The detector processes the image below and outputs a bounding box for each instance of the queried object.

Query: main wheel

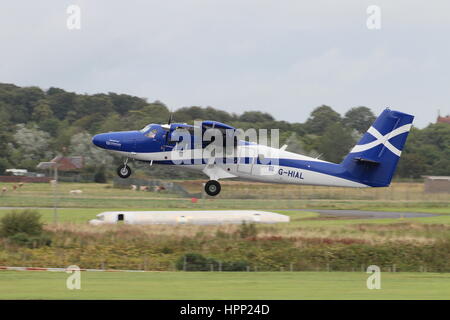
[205,180,221,196]
[117,165,132,178]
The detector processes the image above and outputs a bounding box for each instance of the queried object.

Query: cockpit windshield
[139,124,153,133]
[140,124,160,139]
[145,129,158,139]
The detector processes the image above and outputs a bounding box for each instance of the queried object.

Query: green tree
[32,100,54,122]
[69,131,114,167]
[239,111,274,123]
[317,123,355,163]
[16,87,46,119]
[76,94,114,115]
[397,123,450,177]
[305,105,341,135]
[108,92,148,115]
[203,106,235,123]
[0,107,13,167]
[343,106,376,133]
[47,88,77,120]
[433,158,450,176]
[39,118,61,137]
[12,124,52,167]
[173,106,207,122]
[396,153,427,178]
[127,102,170,128]
[0,158,10,174]
[72,112,105,133]
[98,112,123,132]
[284,132,319,157]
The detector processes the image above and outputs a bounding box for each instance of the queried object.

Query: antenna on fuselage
[167,111,174,125]
[163,110,174,144]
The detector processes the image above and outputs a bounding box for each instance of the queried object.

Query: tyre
[205,180,221,196]
[117,165,132,178]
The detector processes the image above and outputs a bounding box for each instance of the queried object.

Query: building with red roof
[49,156,84,171]
[437,115,450,124]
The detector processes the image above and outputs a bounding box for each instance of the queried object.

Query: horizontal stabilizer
[353,157,380,165]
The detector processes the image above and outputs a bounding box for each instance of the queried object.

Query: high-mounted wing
[201,120,236,131]
[201,120,237,150]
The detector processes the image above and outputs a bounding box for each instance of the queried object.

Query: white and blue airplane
[92,109,414,196]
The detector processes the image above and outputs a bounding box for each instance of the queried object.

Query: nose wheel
[117,164,132,179]
[205,180,221,196]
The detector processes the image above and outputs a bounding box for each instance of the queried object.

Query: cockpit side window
[145,129,158,139]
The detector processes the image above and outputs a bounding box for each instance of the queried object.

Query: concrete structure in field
[423,176,450,193]
[89,210,290,225]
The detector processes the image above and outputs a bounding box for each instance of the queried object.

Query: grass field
[0,206,450,233]
[0,182,448,226]
[1,207,450,227]
[0,182,448,211]
[0,271,449,300]
[0,181,449,299]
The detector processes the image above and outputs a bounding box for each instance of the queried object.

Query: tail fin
[341,108,414,187]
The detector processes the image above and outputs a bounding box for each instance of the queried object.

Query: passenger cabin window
[172,126,195,135]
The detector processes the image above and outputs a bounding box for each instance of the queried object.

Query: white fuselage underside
[111,144,368,188]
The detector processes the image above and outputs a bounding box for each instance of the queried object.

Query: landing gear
[117,162,132,179]
[205,180,221,196]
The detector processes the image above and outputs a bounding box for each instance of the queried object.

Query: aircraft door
[165,125,195,153]
[162,128,173,152]
[237,147,256,174]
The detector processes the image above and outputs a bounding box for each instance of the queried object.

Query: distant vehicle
[92,109,414,196]
[5,169,28,176]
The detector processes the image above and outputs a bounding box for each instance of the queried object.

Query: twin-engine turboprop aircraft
[92,109,414,196]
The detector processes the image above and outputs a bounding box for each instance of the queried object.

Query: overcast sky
[1,1,449,128]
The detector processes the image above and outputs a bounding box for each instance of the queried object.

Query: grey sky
[1,1,449,128]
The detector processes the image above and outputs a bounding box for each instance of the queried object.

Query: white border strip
[0,266,152,273]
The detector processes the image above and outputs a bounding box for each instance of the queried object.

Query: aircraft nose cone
[92,134,107,148]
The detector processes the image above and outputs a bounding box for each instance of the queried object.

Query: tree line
[0,83,448,179]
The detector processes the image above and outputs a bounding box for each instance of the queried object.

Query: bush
[222,260,249,271]
[8,232,52,248]
[0,158,10,175]
[237,221,258,238]
[176,253,211,271]
[0,210,43,238]
[94,166,107,183]
[175,253,249,271]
